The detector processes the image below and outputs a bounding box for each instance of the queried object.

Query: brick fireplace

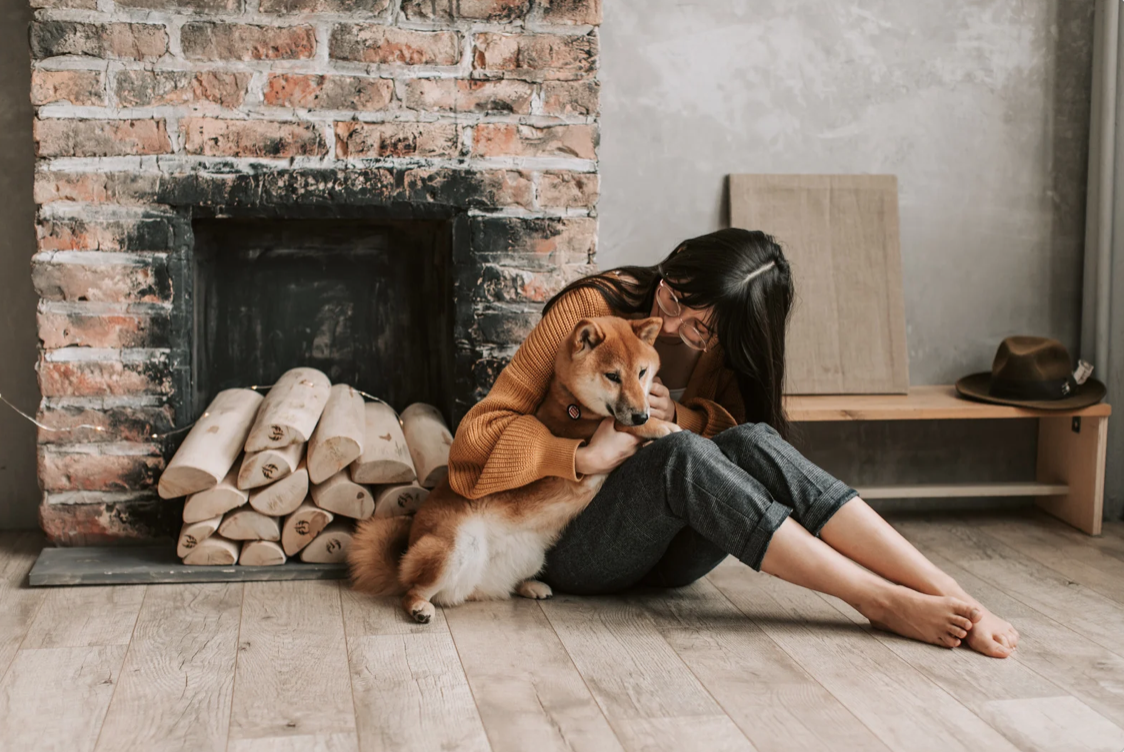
[29,0,600,544]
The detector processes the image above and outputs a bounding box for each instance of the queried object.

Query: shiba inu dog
[348,315,681,623]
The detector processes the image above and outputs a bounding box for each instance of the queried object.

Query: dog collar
[567,404,582,420]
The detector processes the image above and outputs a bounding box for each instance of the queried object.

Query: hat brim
[955,372,1107,410]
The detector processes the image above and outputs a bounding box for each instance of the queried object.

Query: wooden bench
[784,385,1112,535]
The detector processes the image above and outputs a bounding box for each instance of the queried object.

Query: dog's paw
[517,580,553,600]
[409,602,436,624]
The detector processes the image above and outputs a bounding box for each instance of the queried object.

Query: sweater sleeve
[673,367,745,438]
[447,287,610,500]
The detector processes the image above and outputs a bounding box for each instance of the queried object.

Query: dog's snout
[630,412,649,426]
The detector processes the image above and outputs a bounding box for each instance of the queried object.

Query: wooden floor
[2,511,1124,752]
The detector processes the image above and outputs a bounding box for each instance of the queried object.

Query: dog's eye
[605,372,621,383]
[639,368,647,378]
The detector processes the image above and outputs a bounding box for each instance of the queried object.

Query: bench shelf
[784,386,1112,535]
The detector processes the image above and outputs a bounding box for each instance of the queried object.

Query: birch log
[373,483,430,518]
[239,540,286,567]
[244,368,331,452]
[158,389,264,499]
[400,403,453,489]
[218,508,281,542]
[182,467,247,523]
[281,500,334,557]
[237,442,304,490]
[248,459,309,517]
[349,401,415,484]
[176,515,222,558]
[182,535,240,566]
[310,470,374,520]
[299,521,353,563]
[307,384,366,484]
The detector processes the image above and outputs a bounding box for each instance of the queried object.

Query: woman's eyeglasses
[655,280,713,351]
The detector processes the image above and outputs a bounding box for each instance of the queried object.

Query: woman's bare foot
[963,607,1020,658]
[859,585,981,648]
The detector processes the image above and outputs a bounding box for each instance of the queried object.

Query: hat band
[989,375,1077,402]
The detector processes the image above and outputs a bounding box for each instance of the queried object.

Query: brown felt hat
[955,336,1105,410]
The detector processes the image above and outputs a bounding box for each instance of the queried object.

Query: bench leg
[1035,415,1108,535]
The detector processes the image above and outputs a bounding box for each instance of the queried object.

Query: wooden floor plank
[0,646,126,752]
[976,697,1124,752]
[539,593,755,751]
[229,580,355,743]
[444,598,623,752]
[342,591,490,752]
[0,533,48,683]
[899,539,1124,729]
[893,518,1124,657]
[94,584,243,752]
[228,733,359,752]
[22,584,145,649]
[707,560,1021,752]
[634,580,889,752]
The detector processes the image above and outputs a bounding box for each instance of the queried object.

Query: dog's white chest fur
[431,515,556,606]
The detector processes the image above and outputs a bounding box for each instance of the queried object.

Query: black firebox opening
[192,218,455,422]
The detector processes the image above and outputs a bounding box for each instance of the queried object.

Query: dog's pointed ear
[631,317,662,346]
[572,319,605,354]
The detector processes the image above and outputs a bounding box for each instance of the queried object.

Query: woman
[448,228,1018,657]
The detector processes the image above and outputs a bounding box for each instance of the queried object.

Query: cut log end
[299,521,354,563]
[240,540,287,567]
[311,470,375,520]
[282,500,334,557]
[182,535,240,566]
[219,508,282,542]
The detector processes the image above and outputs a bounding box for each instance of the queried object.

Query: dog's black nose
[631,412,649,425]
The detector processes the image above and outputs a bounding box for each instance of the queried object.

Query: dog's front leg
[617,418,681,441]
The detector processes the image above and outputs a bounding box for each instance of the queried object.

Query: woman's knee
[712,421,777,452]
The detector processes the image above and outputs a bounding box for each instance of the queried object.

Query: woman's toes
[952,615,973,632]
[995,633,1010,648]
[950,626,967,639]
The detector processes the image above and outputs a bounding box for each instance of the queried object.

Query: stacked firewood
[158,367,452,567]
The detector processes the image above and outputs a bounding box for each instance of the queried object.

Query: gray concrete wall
[598,0,1095,386]
[0,0,40,529]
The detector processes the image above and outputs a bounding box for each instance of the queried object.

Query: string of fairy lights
[0,384,396,441]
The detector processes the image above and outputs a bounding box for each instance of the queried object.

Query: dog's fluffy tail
[348,516,413,596]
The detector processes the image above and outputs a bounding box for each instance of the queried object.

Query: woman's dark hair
[542,228,795,438]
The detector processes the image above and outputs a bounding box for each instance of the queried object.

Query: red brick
[473,123,596,159]
[542,80,599,116]
[36,218,175,253]
[537,171,598,208]
[38,446,163,492]
[34,119,172,158]
[473,32,596,81]
[264,74,394,111]
[335,121,460,158]
[182,118,326,157]
[38,357,172,397]
[34,171,161,205]
[182,23,316,61]
[538,0,601,25]
[115,70,250,108]
[330,25,460,65]
[401,0,527,21]
[36,404,175,444]
[38,309,170,349]
[40,496,176,546]
[30,69,106,107]
[479,170,534,208]
[261,0,389,11]
[403,79,533,114]
[116,0,239,10]
[33,257,171,304]
[470,216,596,268]
[477,265,571,303]
[31,21,168,61]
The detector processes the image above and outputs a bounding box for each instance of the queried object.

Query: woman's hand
[575,418,643,475]
[647,377,676,422]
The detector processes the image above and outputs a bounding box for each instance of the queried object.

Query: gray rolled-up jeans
[542,421,859,594]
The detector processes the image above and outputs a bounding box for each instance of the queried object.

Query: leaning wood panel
[350,401,416,485]
[311,470,374,520]
[183,467,247,523]
[238,443,304,491]
[730,174,908,394]
[159,388,264,499]
[307,385,366,484]
[93,583,242,752]
[244,368,331,453]
[1036,415,1108,535]
[400,403,453,489]
[248,459,309,517]
[282,501,334,557]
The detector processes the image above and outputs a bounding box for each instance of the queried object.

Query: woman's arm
[447,286,611,499]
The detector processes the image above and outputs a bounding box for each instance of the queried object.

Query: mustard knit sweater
[447,286,746,499]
